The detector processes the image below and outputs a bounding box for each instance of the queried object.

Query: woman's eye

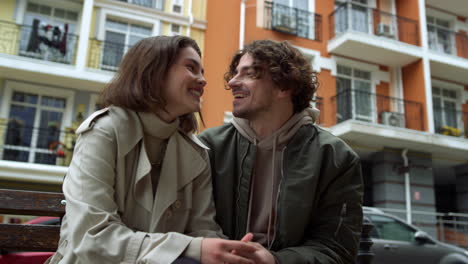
[187,65,195,72]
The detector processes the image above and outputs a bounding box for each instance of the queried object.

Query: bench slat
[0,224,60,251]
[0,189,65,216]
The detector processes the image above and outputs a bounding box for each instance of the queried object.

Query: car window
[368,214,416,243]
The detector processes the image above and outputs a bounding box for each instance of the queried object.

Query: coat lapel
[149,132,206,231]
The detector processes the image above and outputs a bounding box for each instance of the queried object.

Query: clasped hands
[201,233,275,264]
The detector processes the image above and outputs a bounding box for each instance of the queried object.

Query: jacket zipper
[236,141,250,238]
[269,146,287,249]
[334,203,347,237]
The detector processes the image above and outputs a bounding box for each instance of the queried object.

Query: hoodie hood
[232,106,319,149]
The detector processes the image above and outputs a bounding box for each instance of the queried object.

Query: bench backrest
[0,189,65,252]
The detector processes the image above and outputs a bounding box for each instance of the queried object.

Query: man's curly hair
[224,40,318,113]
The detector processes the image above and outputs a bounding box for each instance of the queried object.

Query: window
[433,87,460,131]
[20,2,79,64]
[170,24,181,36]
[2,90,69,165]
[427,16,453,54]
[172,0,183,14]
[117,0,164,10]
[101,19,152,71]
[271,0,315,39]
[368,214,416,243]
[335,0,370,34]
[336,65,373,123]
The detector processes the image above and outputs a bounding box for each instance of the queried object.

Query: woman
[47,36,255,264]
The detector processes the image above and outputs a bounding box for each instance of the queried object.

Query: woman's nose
[198,76,207,87]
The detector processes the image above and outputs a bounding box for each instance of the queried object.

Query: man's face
[228,53,278,120]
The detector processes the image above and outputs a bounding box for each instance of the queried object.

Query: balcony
[328,89,468,168]
[114,0,164,10]
[331,89,424,130]
[88,39,134,72]
[0,20,78,65]
[328,3,422,66]
[0,118,75,167]
[428,27,468,84]
[264,1,322,41]
[433,107,468,139]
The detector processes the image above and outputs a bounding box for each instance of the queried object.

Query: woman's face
[158,46,206,122]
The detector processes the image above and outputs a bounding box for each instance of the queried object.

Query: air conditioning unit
[381,112,405,128]
[377,23,394,38]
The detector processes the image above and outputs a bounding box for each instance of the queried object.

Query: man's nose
[227,76,239,90]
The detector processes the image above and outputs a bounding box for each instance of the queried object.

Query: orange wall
[395,0,421,46]
[401,59,427,131]
[201,0,241,129]
[316,69,336,127]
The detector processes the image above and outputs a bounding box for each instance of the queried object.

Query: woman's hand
[200,238,256,264]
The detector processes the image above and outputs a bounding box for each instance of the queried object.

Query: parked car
[0,217,59,264]
[364,207,468,264]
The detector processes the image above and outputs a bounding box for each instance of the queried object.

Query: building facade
[201,0,468,247]
[0,0,207,192]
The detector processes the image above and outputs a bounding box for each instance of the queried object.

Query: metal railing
[0,20,79,65]
[427,25,468,59]
[374,207,468,249]
[330,89,424,131]
[329,2,419,46]
[0,121,77,167]
[88,38,135,72]
[433,107,468,138]
[264,1,322,41]
[113,0,164,10]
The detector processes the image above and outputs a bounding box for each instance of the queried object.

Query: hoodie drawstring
[266,136,278,248]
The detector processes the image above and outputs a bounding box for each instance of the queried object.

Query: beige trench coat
[48,106,222,264]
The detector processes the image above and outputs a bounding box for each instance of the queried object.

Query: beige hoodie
[231,107,319,248]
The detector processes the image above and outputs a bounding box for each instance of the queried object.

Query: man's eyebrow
[236,65,255,73]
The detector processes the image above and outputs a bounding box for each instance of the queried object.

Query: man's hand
[200,238,256,264]
[247,242,276,264]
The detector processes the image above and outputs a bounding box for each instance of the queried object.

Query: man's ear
[277,87,292,98]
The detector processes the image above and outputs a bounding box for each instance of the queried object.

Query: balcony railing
[88,38,134,72]
[330,89,424,131]
[428,25,468,59]
[0,120,76,167]
[0,20,79,65]
[114,0,164,10]
[329,2,419,46]
[433,107,468,138]
[264,1,322,41]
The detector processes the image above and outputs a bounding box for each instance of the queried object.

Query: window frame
[0,80,74,164]
[431,81,463,132]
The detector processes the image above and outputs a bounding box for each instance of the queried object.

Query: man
[199,40,364,264]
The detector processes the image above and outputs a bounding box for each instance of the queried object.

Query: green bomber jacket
[199,123,364,264]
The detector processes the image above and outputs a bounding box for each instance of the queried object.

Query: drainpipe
[239,0,246,49]
[186,0,193,36]
[402,149,412,224]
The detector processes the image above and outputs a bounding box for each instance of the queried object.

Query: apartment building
[0,0,207,192]
[201,0,468,246]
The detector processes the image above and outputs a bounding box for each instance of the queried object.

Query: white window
[20,1,79,64]
[336,65,374,123]
[172,0,184,14]
[427,16,453,54]
[101,19,152,71]
[334,0,371,34]
[433,87,460,131]
[0,82,73,165]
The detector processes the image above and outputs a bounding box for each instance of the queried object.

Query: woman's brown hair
[99,35,202,133]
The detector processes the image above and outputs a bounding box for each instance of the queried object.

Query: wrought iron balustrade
[329,2,419,46]
[0,20,79,65]
[114,0,164,10]
[330,89,424,131]
[88,38,134,71]
[264,1,322,41]
[433,107,468,138]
